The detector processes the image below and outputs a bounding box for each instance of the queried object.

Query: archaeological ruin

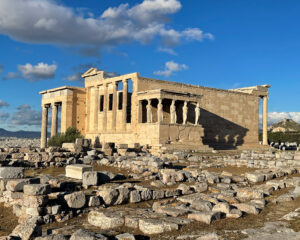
[39,68,271,151]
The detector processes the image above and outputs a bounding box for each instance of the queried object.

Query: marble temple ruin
[40,68,271,153]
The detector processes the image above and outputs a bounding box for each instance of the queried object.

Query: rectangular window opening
[99,95,104,112]
[109,94,113,111]
[118,92,123,110]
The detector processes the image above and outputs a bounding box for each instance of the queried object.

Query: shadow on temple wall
[199,109,249,150]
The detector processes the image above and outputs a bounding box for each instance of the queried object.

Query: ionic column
[262,96,268,145]
[182,101,188,124]
[50,103,58,137]
[93,86,99,132]
[41,105,49,148]
[157,98,163,123]
[112,82,118,130]
[195,102,200,125]
[86,87,91,133]
[170,99,176,124]
[103,83,108,131]
[122,80,128,130]
[146,99,152,123]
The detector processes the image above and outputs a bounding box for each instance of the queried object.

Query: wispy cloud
[0,100,9,108]
[10,104,41,126]
[0,112,9,124]
[154,60,188,77]
[157,47,177,55]
[0,0,213,54]
[64,72,83,82]
[3,62,57,81]
[0,64,4,73]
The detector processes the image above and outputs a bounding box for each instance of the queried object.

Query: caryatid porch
[137,89,203,125]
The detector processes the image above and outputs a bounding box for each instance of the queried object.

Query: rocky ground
[0,140,299,240]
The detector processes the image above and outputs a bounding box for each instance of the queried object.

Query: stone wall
[138,77,259,149]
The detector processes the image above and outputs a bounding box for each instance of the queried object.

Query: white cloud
[3,62,57,81]
[157,47,177,55]
[259,112,300,125]
[65,72,82,82]
[10,104,41,126]
[0,64,4,73]
[154,60,188,77]
[0,100,9,108]
[0,0,213,51]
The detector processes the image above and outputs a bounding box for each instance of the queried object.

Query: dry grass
[0,204,18,236]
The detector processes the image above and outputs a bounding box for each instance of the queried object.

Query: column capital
[123,79,128,84]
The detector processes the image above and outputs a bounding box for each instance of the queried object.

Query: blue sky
[0,0,300,131]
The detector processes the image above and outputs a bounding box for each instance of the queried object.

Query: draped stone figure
[146,100,152,123]
[157,99,163,123]
[170,100,176,124]
[183,101,188,124]
[195,102,200,125]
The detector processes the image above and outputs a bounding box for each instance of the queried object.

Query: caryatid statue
[170,100,177,124]
[146,100,152,123]
[182,101,188,124]
[157,99,163,123]
[195,102,200,125]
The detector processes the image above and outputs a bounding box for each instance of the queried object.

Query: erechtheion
[40,68,270,153]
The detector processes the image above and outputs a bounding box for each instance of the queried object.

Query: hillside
[0,128,41,138]
[268,118,300,133]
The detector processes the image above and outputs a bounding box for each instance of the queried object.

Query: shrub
[48,127,83,147]
[259,131,300,144]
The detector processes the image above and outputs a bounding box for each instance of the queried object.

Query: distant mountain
[0,128,41,138]
[268,118,300,133]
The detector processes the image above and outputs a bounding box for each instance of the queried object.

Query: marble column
[93,86,99,132]
[170,99,176,124]
[146,99,152,123]
[86,87,91,133]
[122,80,128,130]
[112,82,118,130]
[41,105,49,148]
[103,83,108,131]
[50,103,58,137]
[157,98,163,123]
[182,101,188,124]
[262,96,268,145]
[195,102,200,125]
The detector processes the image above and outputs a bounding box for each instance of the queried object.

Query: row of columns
[91,79,128,132]
[145,99,201,125]
[41,103,60,148]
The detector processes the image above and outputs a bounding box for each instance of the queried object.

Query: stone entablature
[40,68,271,152]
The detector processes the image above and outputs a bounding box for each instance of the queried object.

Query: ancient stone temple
[40,68,270,152]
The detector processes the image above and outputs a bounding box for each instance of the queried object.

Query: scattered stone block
[62,143,77,152]
[246,172,265,183]
[64,191,86,208]
[188,211,222,224]
[6,178,39,192]
[23,184,51,196]
[65,164,93,179]
[233,203,260,215]
[138,218,178,234]
[0,167,24,179]
[115,233,135,240]
[70,229,107,240]
[88,211,125,230]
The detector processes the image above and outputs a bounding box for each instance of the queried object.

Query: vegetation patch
[48,127,83,147]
